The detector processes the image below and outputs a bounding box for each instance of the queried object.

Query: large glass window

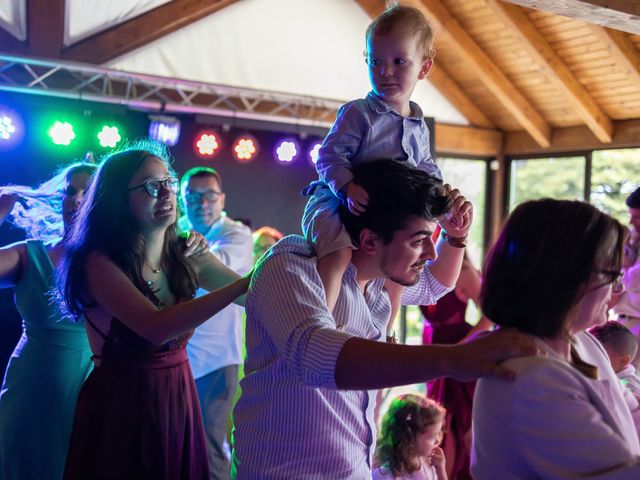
[509,156,585,211]
[590,148,640,224]
[439,158,487,267]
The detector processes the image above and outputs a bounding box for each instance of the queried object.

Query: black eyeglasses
[184,190,222,203]
[128,177,179,198]
[594,269,624,293]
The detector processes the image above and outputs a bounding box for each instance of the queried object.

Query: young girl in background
[374,394,447,480]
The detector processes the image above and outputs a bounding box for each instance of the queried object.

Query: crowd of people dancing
[1,4,640,480]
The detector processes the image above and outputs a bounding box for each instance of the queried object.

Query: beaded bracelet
[441,231,468,248]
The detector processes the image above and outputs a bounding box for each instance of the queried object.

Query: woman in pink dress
[60,140,250,480]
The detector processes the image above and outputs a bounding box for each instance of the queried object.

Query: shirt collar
[200,211,227,238]
[365,91,424,120]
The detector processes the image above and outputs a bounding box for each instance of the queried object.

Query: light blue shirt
[231,235,450,479]
[316,91,441,197]
[186,212,253,378]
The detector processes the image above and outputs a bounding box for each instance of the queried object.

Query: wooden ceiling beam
[435,123,503,157]
[26,0,65,58]
[501,0,640,35]
[589,26,640,86]
[504,119,640,156]
[428,65,496,129]
[62,0,240,64]
[413,0,552,147]
[354,0,495,128]
[484,0,612,143]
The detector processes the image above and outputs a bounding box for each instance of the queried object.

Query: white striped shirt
[232,236,450,479]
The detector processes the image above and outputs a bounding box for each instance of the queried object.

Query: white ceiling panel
[0,0,26,41]
[107,0,468,125]
[65,0,171,46]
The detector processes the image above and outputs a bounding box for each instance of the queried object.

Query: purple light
[309,142,322,165]
[275,139,299,163]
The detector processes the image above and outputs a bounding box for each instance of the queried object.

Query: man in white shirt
[181,167,253,480]
[232,159,538,479]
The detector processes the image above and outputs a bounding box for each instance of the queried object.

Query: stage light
[195,131,221,157]
[309,142,322,165]
[48,121,76,146]
[97,125,122,148]
[275,139,299,164]
[0,115,16,141]
[0,107,24,151]
[232,135,258,163]
[148,115,181,146]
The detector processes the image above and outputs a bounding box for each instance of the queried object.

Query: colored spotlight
[275,139,299,164]
[233,135,258,163]
[309,142,322,165]
[196,131,221,157]
[148,115,181,146]
[0,107,24,151]
[97,125,122,148]
[0,115,16,141]
[48,121,76,146]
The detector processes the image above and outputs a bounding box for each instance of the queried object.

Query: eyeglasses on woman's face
[593,269,624,294]
[128,177,179,198]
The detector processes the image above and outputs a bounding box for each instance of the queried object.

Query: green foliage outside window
[590,149,640,224]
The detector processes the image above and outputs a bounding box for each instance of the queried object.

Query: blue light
[148,116,181,146]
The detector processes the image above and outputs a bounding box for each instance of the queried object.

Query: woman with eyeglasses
[0,162,96,480]
[59,140,250,480]
[472,199,640,479]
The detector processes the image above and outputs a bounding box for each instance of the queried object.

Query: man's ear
[620,353,632,369]
[359,229,381,255]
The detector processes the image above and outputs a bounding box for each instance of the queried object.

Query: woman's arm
[187,250,248,306]
[0,243,25,288]
[0,193,19,226]
[86,251,249,345]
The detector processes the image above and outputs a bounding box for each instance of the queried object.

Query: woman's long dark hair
[59,139,198,319]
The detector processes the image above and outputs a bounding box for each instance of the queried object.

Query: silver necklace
[144,262,162,287]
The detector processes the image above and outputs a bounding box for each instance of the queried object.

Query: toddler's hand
[344,182,369,216]
[437,184,472,238]
[430,446,447,479]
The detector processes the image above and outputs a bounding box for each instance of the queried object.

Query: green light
[48,121,76,146]
[97,125,122,148]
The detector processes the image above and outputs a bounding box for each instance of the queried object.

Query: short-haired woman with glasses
[472,199,640,479]
[59,140,250,480]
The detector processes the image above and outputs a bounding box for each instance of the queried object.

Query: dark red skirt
[64,348,208,480]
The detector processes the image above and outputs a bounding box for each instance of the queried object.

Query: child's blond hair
[366,4,435,60]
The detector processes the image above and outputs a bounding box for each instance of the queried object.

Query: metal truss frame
[0,54,342,127]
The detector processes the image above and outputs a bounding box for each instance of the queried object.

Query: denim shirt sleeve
[316,102,367,196]
[413,120,442,180]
